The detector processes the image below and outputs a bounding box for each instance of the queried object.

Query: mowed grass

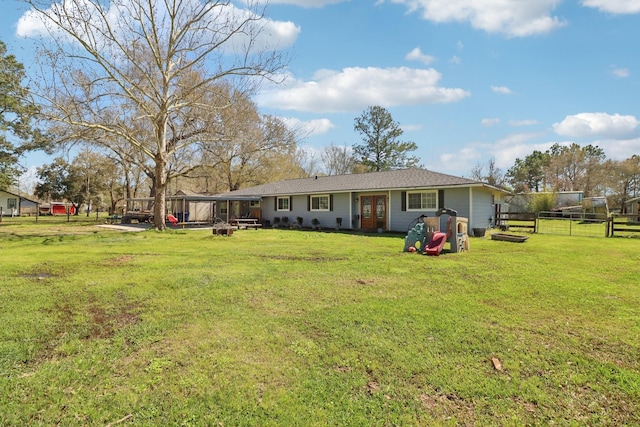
[1,216,639,426]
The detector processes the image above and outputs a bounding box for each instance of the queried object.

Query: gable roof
[222,168,507,197]
[0,189,39,204]
[0,189,21,198]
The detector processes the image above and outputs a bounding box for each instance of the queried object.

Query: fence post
[569,218,572,236]
[610,216,615,237]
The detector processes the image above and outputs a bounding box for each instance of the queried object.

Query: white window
[277,196,290,211]
[310,195,330,211]
[407,191,437,211]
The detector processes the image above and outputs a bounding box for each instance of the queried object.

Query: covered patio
[123,193,263,227]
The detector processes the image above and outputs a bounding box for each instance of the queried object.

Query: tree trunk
[153,157,167,230]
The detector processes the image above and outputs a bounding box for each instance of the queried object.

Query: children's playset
[403,208,469,256]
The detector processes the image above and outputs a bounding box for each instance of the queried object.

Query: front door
[361,195,387,229]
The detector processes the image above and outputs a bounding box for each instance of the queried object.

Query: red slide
[166,214,178,227]
[425,232,448,256]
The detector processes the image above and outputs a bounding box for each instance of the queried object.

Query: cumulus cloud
[491,85,514,95]
[267,0,346,7]
[581,0,640,14]
[16,0,300,52]
[256,66,470,113]
[596,138,640,160]
[437,147,482,174]
[405,47,436,65]
[280,117,335,136]
[553,113,640,139]
[489,134,551,168]
[386,0,566,37]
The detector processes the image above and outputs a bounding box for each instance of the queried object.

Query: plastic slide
[425,231,448,256]
[166,214,178,226]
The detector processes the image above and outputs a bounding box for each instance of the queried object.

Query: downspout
[348,192,353,230]
[469,187,474,228]
[388,190,392,230]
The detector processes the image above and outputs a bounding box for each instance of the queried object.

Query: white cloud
[405,47,436,65]
[449,55,462,65]
[482,118,500,127]
[491,85,514,95]
[256,66,470,113]
[437,147,482,174]
[401,124,423,132]
[280,117,335,136]
[266,0,346,7]
[581,0,640,14]
[490,132,549,168]
[610,67,630,78]
[596,138,640,160]
[509,119,539,126]
[387,0,566,37]
[553,113,640,139]
[17,0,300,52]
[17,166,40,195]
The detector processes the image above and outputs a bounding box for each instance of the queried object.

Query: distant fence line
[607,214,640,237]
[498,211,640,238]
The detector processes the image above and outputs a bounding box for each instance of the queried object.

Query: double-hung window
[406,191,437,211]
[310,195,330,211]
[277,196,290,211]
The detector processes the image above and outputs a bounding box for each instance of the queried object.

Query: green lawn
[1,216,639,426]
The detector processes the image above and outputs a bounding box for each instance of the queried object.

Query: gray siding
[471,188,495,229]
[259,186,499,232]
[388,188,473,232]
[262,193,354,229]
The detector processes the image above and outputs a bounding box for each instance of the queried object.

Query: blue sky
[2,0,640,184]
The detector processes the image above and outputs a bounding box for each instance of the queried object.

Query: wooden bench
[175,221,210,228]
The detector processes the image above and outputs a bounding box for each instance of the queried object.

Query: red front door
[361,195,387,229]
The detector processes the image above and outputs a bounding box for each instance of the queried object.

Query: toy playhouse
[404,208,469,256]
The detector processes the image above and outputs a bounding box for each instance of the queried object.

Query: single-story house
[215,168,510,232]
[0,189,39,216]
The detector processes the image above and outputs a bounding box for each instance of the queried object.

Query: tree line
[471,144,640,211]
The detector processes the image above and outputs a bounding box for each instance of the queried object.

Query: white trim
[406,190,438,211]
[276,196,290,211]
[310,194,330,211]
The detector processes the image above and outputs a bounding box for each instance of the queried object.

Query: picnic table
[230,218,262,229]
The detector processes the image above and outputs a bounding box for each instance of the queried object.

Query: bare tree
[321,143,357,176]
[24,0,288,229]
[197,85,300,190]
[470,157,506,188]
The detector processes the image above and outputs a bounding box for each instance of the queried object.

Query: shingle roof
[221,168,494,197]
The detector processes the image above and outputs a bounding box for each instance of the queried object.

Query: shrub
[528,193,557,213]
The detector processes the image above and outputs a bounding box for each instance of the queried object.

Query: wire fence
[536,211,608,238]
